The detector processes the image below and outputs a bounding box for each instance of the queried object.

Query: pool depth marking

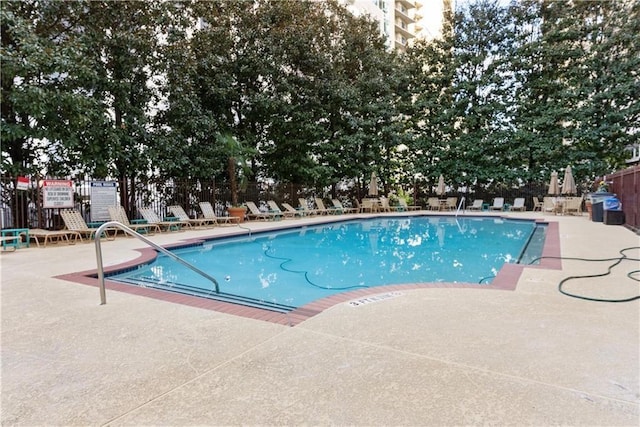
[348,292,404,307]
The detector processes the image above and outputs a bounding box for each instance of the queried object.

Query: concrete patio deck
[1,211,638,426]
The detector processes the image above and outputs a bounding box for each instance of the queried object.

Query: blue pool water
[109,217,544,311]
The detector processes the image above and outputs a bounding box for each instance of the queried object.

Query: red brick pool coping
[55,218,561,327]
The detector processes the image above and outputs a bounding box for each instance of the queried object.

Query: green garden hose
[529,246,640,303]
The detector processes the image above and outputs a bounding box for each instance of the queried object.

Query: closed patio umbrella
[368,172,379,197]
[548,171,560,195]
[561,165,576,195]
[436,174,446,196]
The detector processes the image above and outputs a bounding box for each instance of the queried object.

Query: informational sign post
[16,176,29,191]
[42,180,74,208]
[90,181,118,222]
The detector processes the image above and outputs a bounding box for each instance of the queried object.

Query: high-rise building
[340,0,452,52]
[414,0,453,41]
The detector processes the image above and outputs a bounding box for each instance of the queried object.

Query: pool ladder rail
[456,196,466,217]
[94,221,220,305]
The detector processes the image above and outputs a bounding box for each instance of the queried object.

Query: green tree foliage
[408,1,515,190]
[407,0,638,192]
[1,1,97,176]
[556,0,640,177]
[1,0,165,182]
[156,0,404,194]
[70,0,163,180]
[507,0,567,184]
[508,0,639,185]
[2,0,637,197]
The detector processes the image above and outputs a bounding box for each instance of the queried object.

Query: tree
[1,1,98,177]
[217,133,254,207]
[407,1,515,190]
[505,0,640,186]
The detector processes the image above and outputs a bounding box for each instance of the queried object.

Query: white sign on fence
[42,180,74,208]
[90,181,118,222]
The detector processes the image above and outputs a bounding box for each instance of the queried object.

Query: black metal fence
[1,175,556,230]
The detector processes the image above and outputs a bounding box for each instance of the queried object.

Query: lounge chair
[490,198,504,211]
[468,199,483,211]
[561,197,583,215]
[359,199,376,213]
[108,205,160,235]
[29,229,83,247]
[533,197,544,212]
[60,209,115,240]
[245,201,280,221]
[445,197,457,211]
[314,198,340,215]
[281,202,305,218]
[384,198,405,212]
[511,198,526,211]
[378,197,398,212]
[168,205,215,228]
[199,202,240,225]
[267,201,295,218]
[139,207,186,231]
[427,197,440,211]
[298,198,319,216]
[398,199,421,211]
[331,199,358,214]
[542,197,558,214]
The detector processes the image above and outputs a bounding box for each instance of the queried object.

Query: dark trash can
[604,210,625,225]
[591,201,604,222]
[603,196,624,225]
[587,192,615,222]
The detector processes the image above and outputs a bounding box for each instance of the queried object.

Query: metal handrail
[455,196,466,217]
[94,221,220,305]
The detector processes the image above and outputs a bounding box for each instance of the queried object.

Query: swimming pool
[108,216,545,312]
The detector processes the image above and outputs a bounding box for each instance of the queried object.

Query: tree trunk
[228,156,238,206]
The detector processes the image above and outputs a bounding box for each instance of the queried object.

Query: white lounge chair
[314,198,339,215]
[267,201,296,218]
[378,197,399,212]
[542,197,559,214]
[359,199,376,213]
[398,199,421,211]
[281,202,305,218]
[427,197,440,211]
[245,201,280,221]
[168,205,215,228]
[298,198,318,216]
[29,229,82,247]
[60,209,115,240]
[199,202,240,225]
[561,197,583,215]
[533,197,544,211]
[445,197,457,211]
[331,199,358,214]
[511,198,526,211]
[139,207,186,231]
[490,198,504,211]
[468,199,483,211]
[108,205,160,235]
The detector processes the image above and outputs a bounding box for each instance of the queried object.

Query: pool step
[111,276,296,313]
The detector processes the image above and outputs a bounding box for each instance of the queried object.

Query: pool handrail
[456,196,466,217]
[94,221,220,305]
